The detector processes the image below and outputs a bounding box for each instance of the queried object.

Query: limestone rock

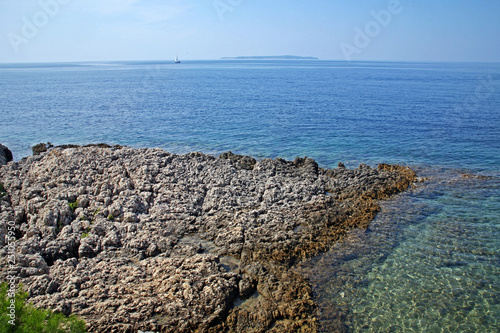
[0,145,416,332]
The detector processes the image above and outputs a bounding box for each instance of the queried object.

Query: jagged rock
[32,142,52,155]
[293,156,319,176]
[78,234,101,258]
[0,145,416,332]
[0,143,13,166]
[219,151,257,170]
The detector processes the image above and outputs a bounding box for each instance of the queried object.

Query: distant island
[221,55,319,60]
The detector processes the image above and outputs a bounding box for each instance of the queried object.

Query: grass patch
[0,282,87,332]
[107,215,114,221]
[68,201,78,213]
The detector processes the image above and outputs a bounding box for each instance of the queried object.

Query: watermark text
[340,0,404,61]
[213,0,243,21]
[7,0,73,53]
[6,218,17,325]
[456,75,496,113]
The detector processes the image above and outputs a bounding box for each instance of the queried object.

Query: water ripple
[296,168,500,333]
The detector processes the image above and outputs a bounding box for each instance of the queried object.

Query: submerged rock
[0,145,416,332]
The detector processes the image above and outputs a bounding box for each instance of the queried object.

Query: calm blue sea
[1,60,499,332]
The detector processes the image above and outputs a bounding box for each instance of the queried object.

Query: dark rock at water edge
[0,143,13,166]
[32,142,123,156]
[0,145,417,332]
[32,142,52,155]
[219,151,257,170]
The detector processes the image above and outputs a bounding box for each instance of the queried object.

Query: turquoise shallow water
[296,168,499,332]
[0,60,499,331]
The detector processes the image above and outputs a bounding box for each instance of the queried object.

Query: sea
[0,60,499,332]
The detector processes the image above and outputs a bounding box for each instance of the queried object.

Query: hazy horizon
[3,58,500,66]
[1,0,499,64]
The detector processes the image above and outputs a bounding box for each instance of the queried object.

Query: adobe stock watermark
[340,0,406,61]
[213,0,243,21]
[7,0,73,53]
[6,218,17,326]
[455,75,496,113]
[108,64,163,114]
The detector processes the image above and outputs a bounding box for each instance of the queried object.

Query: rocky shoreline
[0,144,416,332]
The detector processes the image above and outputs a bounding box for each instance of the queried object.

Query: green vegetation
[0,282,87,333]
[80,233,89,239]
[0,183,7,199]
[56,219,63,233]
[68,201,78,213]
[107,215,114,221]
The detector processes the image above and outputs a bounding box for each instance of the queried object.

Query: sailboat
[174,53,181,64]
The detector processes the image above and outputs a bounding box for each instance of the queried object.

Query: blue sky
[0,0,499,63]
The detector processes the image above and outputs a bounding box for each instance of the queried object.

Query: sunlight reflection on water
[296,168,499,332]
